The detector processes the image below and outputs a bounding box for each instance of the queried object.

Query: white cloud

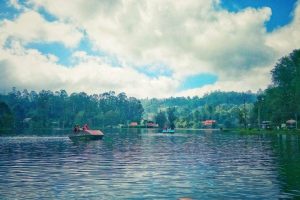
[266,1,300,56]
[0,0,299,97]
[28,0,277,76]
[0,41,64,90]
[176,66,272,97]
[0,10,83,48]
[0,44,177,98]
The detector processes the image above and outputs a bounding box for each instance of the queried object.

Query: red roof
[202,120,216,126]
[130,122,138,126]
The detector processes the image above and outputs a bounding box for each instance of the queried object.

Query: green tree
[0,102,14,129]
[251,49,300,127]
[0,88,145,130]
[167,107,177,129]
[155,111,167,129]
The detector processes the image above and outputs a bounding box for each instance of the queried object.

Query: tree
[271,50,299,122]
[167,107,177,129]
[155,111,167,129]
[251,49,300,127]
[0,102,14,129]
[0,88,145,130]
[104,110,120,127]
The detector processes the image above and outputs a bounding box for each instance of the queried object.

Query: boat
[69,130,104,142]
[162,128,175,133]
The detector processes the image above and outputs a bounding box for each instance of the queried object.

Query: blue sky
[179,74,218,91]
[0,1,19,20]
[25,36,108,66]
[221,0,298,31]
[0,0,299,97]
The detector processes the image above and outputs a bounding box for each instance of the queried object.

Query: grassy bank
[222,128,300,135]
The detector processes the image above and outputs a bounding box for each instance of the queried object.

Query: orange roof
[202,120,216,125]
[130,122,138,126]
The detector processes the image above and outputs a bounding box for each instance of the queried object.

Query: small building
[286,119,296,129]
[146,121,158,128]
[129,122,138,127]
[261,121,272,129]
[202,120,216,128]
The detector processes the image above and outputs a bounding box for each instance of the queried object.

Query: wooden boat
[69,130,104,142]
[162,128,175,133]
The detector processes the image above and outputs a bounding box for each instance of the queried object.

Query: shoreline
[1,127,299,136]
[222,128,300,134]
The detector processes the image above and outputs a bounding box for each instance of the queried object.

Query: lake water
[0,129,300,199]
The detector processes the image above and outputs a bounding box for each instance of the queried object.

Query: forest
[252,49,300,127]
[0,49,299,130]
[0,87,257,130]
[0,90,144,129]
[141,91,256,129]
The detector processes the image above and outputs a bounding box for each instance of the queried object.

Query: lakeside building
[202,120,216,128]
[129,122,138,127]
[146,121,159,128]
[286,119,297,129]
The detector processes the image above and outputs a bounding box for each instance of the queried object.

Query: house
[286,119,296,129]
[261,121,272,129]
[146,121,158,128]
[202,120,216,128]
[129,122,138,127]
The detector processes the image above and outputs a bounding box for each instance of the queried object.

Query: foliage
[252,49,300,126]
[144,91,256,129]
[154,111,167,128]
[167,107,177,129]
[0,101,14,129]
[0,89,144,129]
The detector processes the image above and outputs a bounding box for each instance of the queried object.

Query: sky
[0,0,299,98]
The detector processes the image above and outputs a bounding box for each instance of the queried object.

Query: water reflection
[272,133,300,198]
[0,129,299,199]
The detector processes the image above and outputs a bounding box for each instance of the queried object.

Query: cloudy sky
[0,0,299,98]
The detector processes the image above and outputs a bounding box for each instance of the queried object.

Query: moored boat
[69,130,104,142]
[162,128,175,133]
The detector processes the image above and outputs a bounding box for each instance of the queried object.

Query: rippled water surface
[1,129,300,199]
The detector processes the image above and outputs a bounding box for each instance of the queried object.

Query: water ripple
[0,130,300,199]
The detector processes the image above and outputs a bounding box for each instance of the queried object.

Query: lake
[0,129,300,199]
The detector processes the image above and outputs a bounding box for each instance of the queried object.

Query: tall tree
[271,49,299,122]
[155,111,167,129]
[0,102,14,129]
[0,88,145,129]
[167,107,177,129]
[252,49,300,126]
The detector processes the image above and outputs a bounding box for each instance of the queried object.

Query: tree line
[142,91,256,129]
[252,49,300,127]
[0,90,144,129]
